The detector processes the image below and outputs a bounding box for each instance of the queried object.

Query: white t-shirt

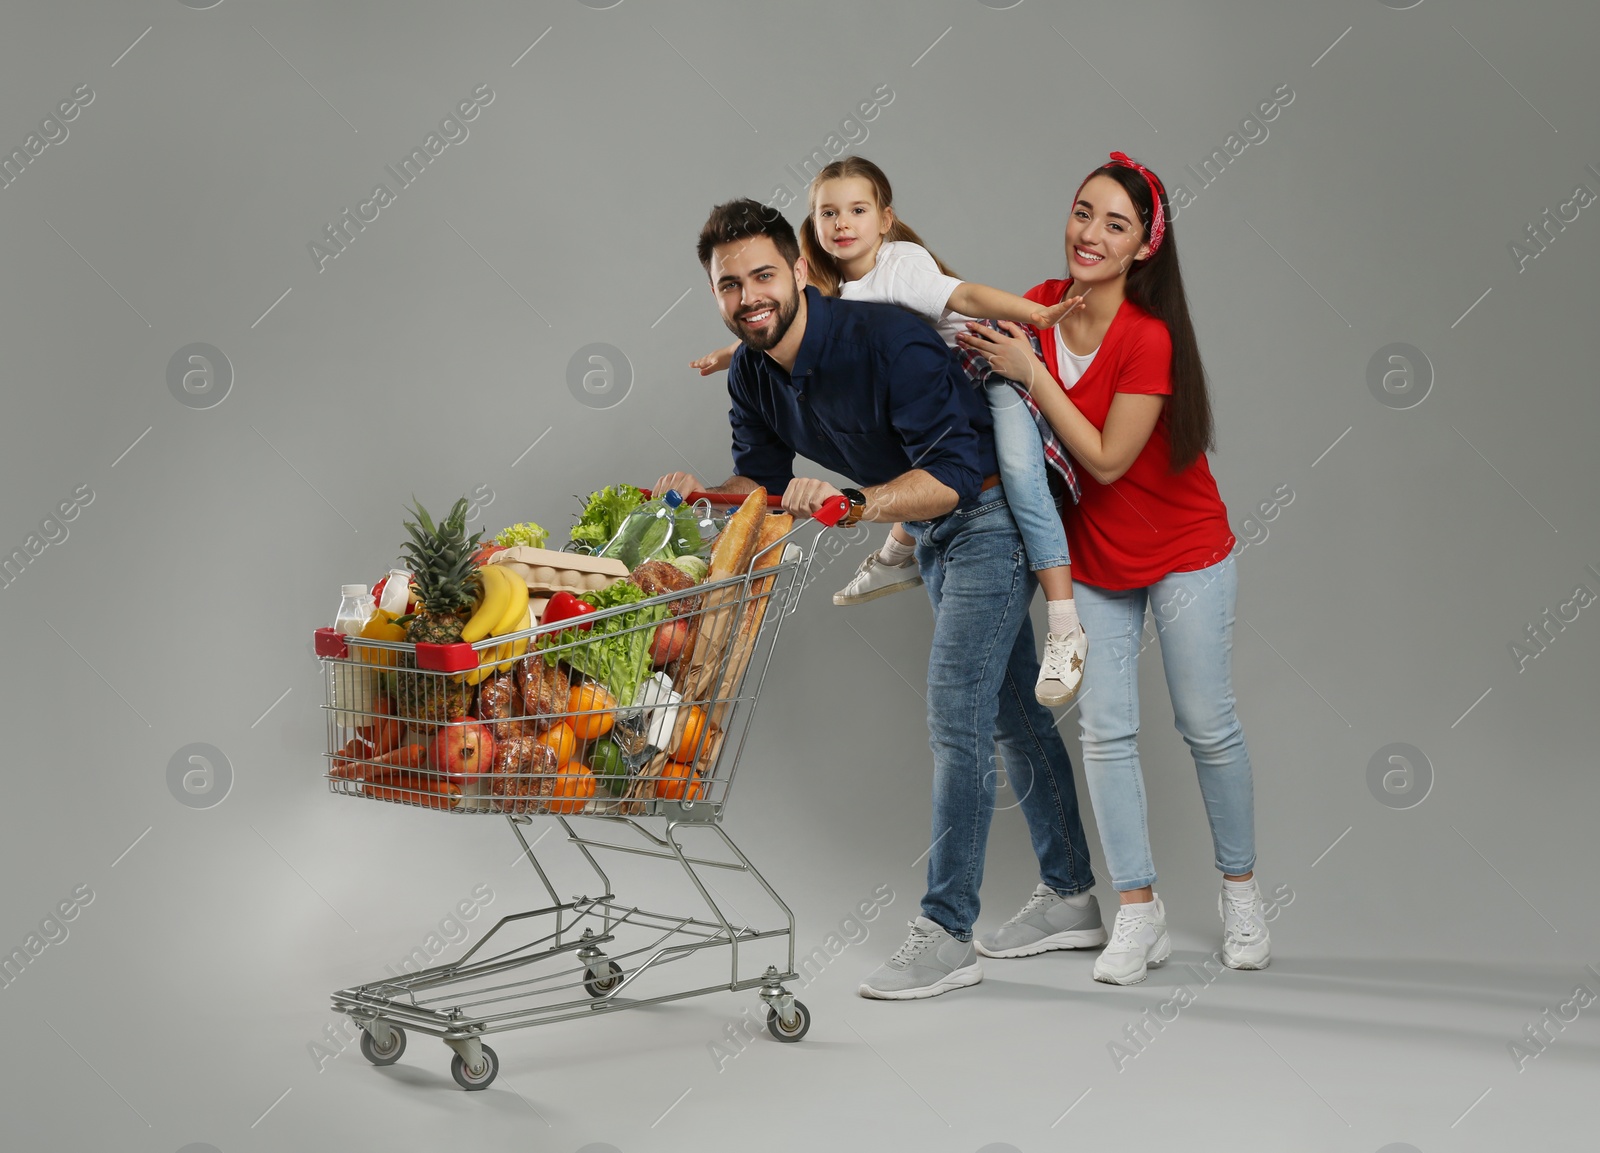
[1053,325,1099,390]
[838,240,974,348]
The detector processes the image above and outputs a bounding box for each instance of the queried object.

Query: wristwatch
[839,487,868,526]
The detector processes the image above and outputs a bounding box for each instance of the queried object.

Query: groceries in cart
[316,485,797,816]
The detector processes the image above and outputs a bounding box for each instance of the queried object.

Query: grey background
[1,0,1596,1150]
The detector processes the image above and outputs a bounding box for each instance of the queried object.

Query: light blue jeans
[986,381,1071,571]
[1071,555,1256,891]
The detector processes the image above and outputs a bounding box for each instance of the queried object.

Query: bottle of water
[600,490,688,569]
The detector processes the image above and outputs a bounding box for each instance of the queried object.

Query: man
[656,199,1105,1000]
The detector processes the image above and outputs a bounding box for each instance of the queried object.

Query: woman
[957,153,1270,985]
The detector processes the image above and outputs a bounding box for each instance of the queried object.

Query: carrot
[329,737,375,778]
[334,741,427,781]
[369,715,404,756]
[370,743,429,769]
[362,764,446,789]
[365,775,461,810]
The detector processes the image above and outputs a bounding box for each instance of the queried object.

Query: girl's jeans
[986,381,1071,573]
[1071,555,1257,891]
[904,486,1097,938]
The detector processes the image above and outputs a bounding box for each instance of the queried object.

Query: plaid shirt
[953,321,1082,505]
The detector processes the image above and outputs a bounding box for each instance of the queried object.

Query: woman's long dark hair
[1077,162,1214,472]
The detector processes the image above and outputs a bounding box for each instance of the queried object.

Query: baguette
[708,488,769,580]
[707,512,792,727]
[674,489,768,700]
[748,513,793,596]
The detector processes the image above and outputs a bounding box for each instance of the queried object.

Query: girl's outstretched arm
[690,341,742,376]
[948,282,1088,330]
[955,321,1162,485]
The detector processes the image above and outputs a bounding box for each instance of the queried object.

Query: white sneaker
[1092,895,1172,985]
[1219,879,1271,969]
[1036,625,1088,706]
[833,552,922,606]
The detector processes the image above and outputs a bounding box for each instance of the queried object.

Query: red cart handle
[640,488,848,527]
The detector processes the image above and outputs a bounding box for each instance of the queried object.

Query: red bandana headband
[1080,151,1167,259]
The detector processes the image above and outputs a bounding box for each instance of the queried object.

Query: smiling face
[708,234,805,353]
[811,175,894,268]
[1065,174,1151,285]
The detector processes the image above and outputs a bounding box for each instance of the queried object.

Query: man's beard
[726,286,800,352]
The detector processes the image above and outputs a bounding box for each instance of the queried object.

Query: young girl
[955,153,1271,983]
[691,156,1091,706]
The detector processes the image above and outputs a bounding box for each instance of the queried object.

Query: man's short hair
[697,199,800,275]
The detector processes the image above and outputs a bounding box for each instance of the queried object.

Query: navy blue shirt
[727,287,997,504]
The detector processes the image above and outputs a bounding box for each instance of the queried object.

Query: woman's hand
[956,321,1044,390]
[689,342,740,376]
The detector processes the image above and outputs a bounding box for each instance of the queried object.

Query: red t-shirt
[1025,279,1235,590]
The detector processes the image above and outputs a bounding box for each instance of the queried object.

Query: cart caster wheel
[450,1043,499,1091]
[766,1000,810,1043]
[584,961,624,998]
[359,1024,406,1066]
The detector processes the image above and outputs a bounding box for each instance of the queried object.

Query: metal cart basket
[312,493,842,1089]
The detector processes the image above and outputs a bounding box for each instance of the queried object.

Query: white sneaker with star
[1036,625,1088,706]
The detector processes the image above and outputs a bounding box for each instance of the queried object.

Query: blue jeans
[1072,555,1257,891]
[903,487,1097,939]
[986,381,1071,572]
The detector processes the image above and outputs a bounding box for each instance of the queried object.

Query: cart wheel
[450,1043,499,1091]
[359,1024,406,1066]
[584,961,624,998]
[766,1000,811,1043]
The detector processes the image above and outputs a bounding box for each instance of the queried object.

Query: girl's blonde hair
[800,156,958,296]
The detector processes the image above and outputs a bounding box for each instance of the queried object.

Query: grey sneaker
[1091,895,1172,986]
[833,552,923,606]
[975,884,1108,958]
[1219,879,1271,969]
[858,916,983,1000]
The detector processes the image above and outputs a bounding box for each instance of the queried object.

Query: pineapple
[394,497,483,723]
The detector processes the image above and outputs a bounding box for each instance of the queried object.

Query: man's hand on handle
[780,478,844,519]
[653,472,704,499]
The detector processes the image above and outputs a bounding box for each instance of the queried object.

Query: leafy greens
[535,578,667,708]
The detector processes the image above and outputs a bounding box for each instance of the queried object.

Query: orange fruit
[538,722,577,767]
[655,760,703,802]
[674,706,708,763]
[548,762,596,814]
[567,683,616,740]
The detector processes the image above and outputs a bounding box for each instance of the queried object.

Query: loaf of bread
[707,512,793,727]
[478,673,528,741]
[492,739,559,813]
[631,559,702,616]
[678,498,790,708]
[708,488,768,581]
[516,655,568,731]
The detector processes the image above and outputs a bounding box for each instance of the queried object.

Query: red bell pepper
[542,590,595,631]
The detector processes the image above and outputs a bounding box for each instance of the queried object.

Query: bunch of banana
[464,564,532,685]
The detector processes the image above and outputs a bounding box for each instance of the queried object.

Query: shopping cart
[312,492,844,1089]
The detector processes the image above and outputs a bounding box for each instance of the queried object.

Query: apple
[650,618,691,667]
[431,716,496,787]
